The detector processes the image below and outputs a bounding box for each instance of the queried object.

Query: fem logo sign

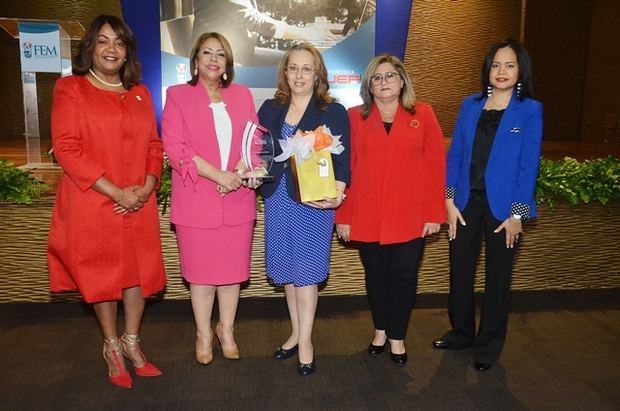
[19,22,61,73]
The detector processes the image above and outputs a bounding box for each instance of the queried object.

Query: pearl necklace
[89,68,123,88]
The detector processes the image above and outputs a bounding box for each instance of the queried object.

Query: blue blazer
[257,98,351,199]
[446,93,543,220]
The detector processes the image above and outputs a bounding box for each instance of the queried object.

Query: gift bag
[290,150,337,203]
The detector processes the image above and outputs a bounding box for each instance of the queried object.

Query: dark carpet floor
[1,289,619,411]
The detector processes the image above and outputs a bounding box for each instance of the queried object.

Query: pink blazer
[162,82,258,228]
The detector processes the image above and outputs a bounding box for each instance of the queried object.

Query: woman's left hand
[421,222,441,238]
[133,185,154,203]
[307,196,343,210]
[241,174,262,190]
[494,217,523,248]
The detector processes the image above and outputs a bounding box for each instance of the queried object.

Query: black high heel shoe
[273,345,298,360]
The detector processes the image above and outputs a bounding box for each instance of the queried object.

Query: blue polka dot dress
[264,122,335,287]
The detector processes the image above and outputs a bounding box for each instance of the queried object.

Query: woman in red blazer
[48,15,165,389]
[335,54,446,365]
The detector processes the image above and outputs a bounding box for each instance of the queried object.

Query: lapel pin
[410,120,420,128]
[135,95,142,101]
[510,127,520,133]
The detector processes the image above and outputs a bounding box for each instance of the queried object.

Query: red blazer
[335,103,446,244]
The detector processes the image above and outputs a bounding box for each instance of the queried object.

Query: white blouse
[209,101,232,170]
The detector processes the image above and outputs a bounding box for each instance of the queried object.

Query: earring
[222,72,228,81]
[486,85,492,97]
[193,67,198,76]
[516,82,522,97]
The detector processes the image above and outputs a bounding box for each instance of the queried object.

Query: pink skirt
[176,221,254,285]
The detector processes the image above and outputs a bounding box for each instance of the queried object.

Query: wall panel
[404,0,522,137]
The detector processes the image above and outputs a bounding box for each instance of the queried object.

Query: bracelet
[233,168,244,177]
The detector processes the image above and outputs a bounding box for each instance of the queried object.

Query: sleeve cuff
[446,186,456,199]
[510,202,531,220]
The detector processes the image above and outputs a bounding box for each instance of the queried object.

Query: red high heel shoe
[121,333,162,377]
[103,337,133,389]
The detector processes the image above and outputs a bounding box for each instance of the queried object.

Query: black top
[383,121,392,134]
[470,109,504,192]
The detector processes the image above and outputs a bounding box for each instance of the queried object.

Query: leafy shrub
[536,156,620,207]
[0,160,49,204]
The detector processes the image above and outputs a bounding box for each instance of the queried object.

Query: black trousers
[357,238,425,340]
[444,194,517,364]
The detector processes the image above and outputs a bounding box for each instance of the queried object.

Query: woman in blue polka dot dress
[258,43,350,376]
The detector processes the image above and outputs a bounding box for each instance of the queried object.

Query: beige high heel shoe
[216,322,240,360]
[195,330,213,365]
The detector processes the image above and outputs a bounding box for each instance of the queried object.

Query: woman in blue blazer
[432,39,543,372]
[258,43,350,376]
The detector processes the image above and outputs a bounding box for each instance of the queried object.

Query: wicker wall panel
[0,198,618,303]
[580,0,620,145]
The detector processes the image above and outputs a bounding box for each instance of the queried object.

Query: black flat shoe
[432,338,450,350]
[297,361,316,376]
[273,345,298,360]
[473,362,493,372]
[390,351,407,365]
[368,342,387,356]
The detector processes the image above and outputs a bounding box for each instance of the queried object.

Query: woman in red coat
[335,54,446,365]
[48,15,165,389]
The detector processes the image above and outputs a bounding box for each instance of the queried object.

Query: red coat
[48,76,166,303]
[335,103,446,244]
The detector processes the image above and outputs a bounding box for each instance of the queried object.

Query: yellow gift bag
[290,151,337,203]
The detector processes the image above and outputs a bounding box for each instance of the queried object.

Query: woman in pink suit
[162,32,258,365]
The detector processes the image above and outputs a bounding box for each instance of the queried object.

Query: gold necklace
[89,68,123,88]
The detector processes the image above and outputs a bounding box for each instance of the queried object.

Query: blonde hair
[274,43,334,109]
[359,54,416,118]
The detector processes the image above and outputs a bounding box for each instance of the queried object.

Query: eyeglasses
[287,65,315,76]
[370,72,400,86]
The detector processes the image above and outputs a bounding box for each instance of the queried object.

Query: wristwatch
[511,214,522,221]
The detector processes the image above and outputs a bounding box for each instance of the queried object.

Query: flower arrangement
[273,125,345,202]
[274,125,345,163]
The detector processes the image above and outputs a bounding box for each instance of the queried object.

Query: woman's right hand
[214,170,242,194]
[446,199,466,241]
[114,186,144,214]
[336,224,351,242]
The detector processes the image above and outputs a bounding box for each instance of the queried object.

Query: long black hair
[480,38,533,100]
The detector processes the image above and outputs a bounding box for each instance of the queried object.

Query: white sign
[19,22,61,73]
